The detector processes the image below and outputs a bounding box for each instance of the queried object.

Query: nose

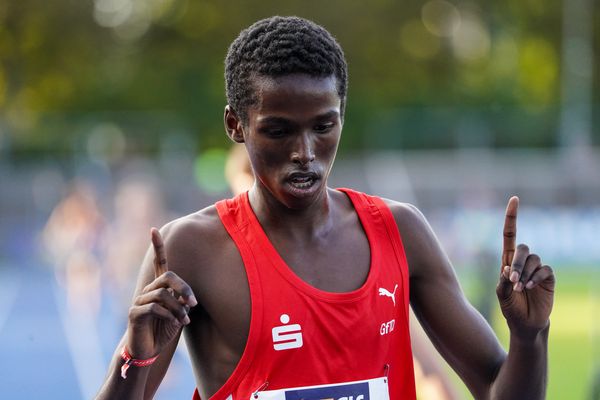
[290,133,315,165]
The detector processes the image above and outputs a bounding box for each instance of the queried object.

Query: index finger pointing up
[502,196,519,270]
[151,227,168,278]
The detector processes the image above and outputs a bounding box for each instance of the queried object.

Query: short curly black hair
[225,16,348,124]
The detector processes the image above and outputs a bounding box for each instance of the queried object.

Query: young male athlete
[96,16,555,400]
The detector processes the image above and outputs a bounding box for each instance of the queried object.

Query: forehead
[250,74,340,117]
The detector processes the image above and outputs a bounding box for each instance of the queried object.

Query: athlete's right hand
[126,228,197,360]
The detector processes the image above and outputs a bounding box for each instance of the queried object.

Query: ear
[224,105,245,143]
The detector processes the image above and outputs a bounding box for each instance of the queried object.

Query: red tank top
[193,188,416,400]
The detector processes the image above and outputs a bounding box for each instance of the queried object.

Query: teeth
[291,176,310,182]
[290,178,313,188]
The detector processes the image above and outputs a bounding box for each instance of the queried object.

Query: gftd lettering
[272,314,303,351]
[284,382,369,400]
[380,319,395,335]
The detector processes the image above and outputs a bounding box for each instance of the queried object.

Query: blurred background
[0,0,598,399]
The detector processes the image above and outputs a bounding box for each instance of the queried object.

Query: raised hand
[126,228,197,359]
[496,196,555,337]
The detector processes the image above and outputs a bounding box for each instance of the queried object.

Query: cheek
[317,134,340,160]
[247,143,285,172]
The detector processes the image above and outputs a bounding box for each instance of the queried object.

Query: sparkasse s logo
[283,381,369,400]
[272,314,303,351]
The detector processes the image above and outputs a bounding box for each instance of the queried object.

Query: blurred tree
[0,0,597,155]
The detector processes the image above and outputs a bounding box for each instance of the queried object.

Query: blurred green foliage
[0,0,598,156]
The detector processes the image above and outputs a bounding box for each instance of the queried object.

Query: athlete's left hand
[496,196,555,338]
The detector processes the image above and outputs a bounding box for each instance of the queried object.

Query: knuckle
[157,287,172,300]
[156,257,167,266]
[128,305,144,320]
[133,295,144,305]
[503,230,516,238]
[176,306,187,318]
[147,303,160,314]
[527,254,541,264]
[519,268,532,279]
[163,271,176,280]
[511,260,524,269]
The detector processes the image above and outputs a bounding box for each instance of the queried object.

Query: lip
[287,170,319,179]
[284,171,321,198]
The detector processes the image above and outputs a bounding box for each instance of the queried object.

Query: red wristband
[120,347,159,379]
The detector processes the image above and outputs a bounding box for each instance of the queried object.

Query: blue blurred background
[0,0,598,399]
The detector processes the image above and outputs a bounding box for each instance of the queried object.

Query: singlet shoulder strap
[216,194,250,234]
[213,193,264,399]
[338,188,411,311]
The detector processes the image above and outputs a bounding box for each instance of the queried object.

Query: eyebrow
[314,110,340,120]
[257,116,292,125]
[257,110,340,125]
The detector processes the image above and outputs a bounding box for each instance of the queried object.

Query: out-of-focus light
[93,0,176,41]
[399,19,440,60]
[114,6,151,41]
[93,0,133,28]
[450,12,490,62]
[194,148,228,194]
[86,122,126,165]
[421,0,461,37]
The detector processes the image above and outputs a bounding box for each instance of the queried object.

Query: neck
[248,184,336,241]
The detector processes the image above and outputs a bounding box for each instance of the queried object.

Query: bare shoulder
[380,198,430,241]
[160,205,226,253]
[157,205,238,286]
[380,198,451,280]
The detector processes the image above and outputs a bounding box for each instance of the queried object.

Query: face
[225,74,342,209]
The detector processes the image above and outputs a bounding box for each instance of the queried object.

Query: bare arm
[388,197,554,399]
[95,227,197,400]
[490,197,554,399]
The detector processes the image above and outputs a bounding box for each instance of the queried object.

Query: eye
[260,127,287,138]
[314,123,335,133]
[267,129,286,137]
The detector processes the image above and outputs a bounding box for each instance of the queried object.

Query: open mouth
[287,172,319,191]
[289,175,315,189]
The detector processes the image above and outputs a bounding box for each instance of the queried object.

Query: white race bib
[251,376,389,400]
